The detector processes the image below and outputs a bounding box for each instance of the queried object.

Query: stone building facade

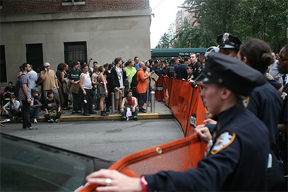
[0,0,151,84]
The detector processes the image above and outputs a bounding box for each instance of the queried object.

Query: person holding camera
[2,94,21,119]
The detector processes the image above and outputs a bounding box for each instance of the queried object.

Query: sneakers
[101,111,109,116]
[89,111,97,114]
[139,108,146,113]
[77,110,82,114]
[54,119,59,123]
[114,110,120,114]
[72,110,77,114]
[133,117,138,121]
[121,116,126,121]
[25,127,38,130]
[33,118,38,123]
[48,119,54,123]
[83,113,90,116]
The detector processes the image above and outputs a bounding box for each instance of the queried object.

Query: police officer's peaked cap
[197,52,266,96]
[217,33,242,50]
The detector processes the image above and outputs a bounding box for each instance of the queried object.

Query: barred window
[26,44,44,71]
[64,42,87,67]
[0,45,7,82]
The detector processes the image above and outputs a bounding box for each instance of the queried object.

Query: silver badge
[281,92,287,101]
[223,33,230,42]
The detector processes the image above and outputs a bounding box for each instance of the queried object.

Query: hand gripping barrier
[77,134,206,192]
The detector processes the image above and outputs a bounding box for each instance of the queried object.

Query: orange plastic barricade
[77,134,206,192]
[163,77,173,106]
[155,76,164,101]
[185,88,207,136]
[169,80,194,133]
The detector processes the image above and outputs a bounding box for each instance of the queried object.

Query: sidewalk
[33,101,174,122]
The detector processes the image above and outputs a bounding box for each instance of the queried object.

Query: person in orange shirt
[136,62,150,113]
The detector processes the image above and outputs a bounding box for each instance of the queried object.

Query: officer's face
[219,48,237,58]
[277,48,288,74]
[200,83,223,116]
[190,54,197,63]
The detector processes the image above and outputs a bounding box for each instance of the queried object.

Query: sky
[150,0,185,48]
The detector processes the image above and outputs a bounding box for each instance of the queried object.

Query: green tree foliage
[155,32,171,48]
[238,0,288,52]
[156,0,288,52]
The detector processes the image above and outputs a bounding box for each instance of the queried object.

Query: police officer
[217,32,242,58]
[237,39,282,149]
[237,39,284,190]
[190,53,202,79]
[277,44,288,191]
[151,60,162,76]
[168,58,180,78]
[162,61,169,76]
[85,53,270,191]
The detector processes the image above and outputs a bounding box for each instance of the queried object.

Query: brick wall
[0,0,149,15]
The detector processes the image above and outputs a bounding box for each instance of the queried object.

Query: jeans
[72,92,82,111]
[122,106,139,118]
[138,93,146,107]
[44,111,62,121]
[82,89,93,114]
[8,109,21,118]
[30,107,41,118]
[22,99,31,128]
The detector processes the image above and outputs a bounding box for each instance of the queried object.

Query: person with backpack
[130,70,139,97]
[125,59,137,89]
[18,63,37,130]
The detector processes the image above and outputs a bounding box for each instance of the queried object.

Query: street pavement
[0,119,184,161]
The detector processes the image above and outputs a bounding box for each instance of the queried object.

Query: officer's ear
[220,87,232,100]
[242,56,248,65]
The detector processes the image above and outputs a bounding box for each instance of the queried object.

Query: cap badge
[218,78,223,83]
[223,33,230,42]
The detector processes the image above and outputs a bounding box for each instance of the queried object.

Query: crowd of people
[1,31,287,191]
[2,49,215,126]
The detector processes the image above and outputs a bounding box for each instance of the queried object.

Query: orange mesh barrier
[169,79,207,136]
[155,76,164,101]
[163,77,173,106]
[77,134,206,192]
[185,88,207,136]
[170,80,195,133]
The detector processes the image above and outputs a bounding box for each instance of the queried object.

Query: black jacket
[110,66,127,89]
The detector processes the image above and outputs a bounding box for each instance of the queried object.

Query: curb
[8,113,175,123]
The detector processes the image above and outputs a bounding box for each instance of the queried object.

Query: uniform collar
[215,102,245,133]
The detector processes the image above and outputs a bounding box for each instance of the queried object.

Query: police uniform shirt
[192,61,202,79]
[162,67,169,76]
[152,66,163,76]
[265,73,282,91]
[176,64,188,79]
[168,63,179,78]
[246,81,282,146]
[145,103,270,191]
